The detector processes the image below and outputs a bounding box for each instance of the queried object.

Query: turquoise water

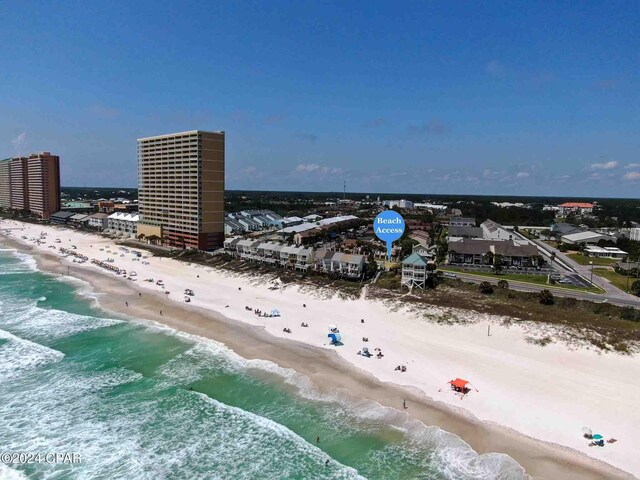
[0,248,527,480]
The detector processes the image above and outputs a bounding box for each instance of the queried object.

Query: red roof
[559,202,594,208]
[449,378,469,389]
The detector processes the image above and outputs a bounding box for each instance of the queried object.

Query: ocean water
[0,247,528,480]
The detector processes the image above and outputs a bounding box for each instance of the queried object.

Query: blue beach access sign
[373,210,405,260]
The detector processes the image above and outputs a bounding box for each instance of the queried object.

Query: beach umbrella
[592,434,603,440]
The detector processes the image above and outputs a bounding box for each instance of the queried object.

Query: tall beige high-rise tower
[0,152,60,219]
[137,130,225,250]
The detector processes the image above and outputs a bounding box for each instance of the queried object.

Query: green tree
[493,254,504,274]
[365,254,378,279]
[479,281,494,294]
[631,280,640,297]
[497,279,509,289]
[538,289,555,305]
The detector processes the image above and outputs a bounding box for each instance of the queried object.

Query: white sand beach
[2,219,639,479]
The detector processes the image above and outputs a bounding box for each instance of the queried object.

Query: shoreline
[0,228,635,479]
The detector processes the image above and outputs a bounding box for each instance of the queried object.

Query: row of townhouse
[225,210,285,235]
[107,212,139,238]
[223,238,365,278]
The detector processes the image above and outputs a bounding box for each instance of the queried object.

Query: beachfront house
[255,242,279,264]
[332,253,366,278]
[401,252,435,289]
[50,211,75,225]
[223,241,362,278]
[313,251,365,278]
[313,250,334,274]
[223,237,241,255]
[295,246,314,271]
[279,245,299,268]
[87,212,109,230]
[107,212,139,238]
[69,213,90,227]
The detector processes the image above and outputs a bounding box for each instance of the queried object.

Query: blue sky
[1,1,639,197]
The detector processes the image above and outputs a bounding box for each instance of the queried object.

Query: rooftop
[559,202,594,208]
[137,130,224,141]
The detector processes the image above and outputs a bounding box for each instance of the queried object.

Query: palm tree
[147,235,159,245]
[137,233,146,242]
[493,254,504,274]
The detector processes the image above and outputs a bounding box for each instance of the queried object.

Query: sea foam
[156,329,528,480]
[0,328,65,381]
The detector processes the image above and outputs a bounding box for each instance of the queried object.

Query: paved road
[445,270,640,307]
[527,238,640,303]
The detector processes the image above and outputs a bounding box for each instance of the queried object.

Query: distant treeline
[61,187,640,225]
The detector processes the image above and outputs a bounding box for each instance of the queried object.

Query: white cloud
[589,161,618,170]
[294,163,344,175]
[623,171,640,181]
[11,132,27,151]
[624,163,640,169]
[482,169,498,179]
[515,172,530,178]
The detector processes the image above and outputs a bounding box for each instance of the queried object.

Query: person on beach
[160,310,163,316]
[403,399,407,409]
[316,436,320,443]
[325,460,330,467]
[125,301,128,307]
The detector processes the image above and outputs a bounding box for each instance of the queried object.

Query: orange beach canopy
[449,378,469,389]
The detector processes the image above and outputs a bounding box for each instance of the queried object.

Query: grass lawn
[593,267,635,293]
[442,268,549,285]
[440,267,603,293]
[567,253,619,266]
